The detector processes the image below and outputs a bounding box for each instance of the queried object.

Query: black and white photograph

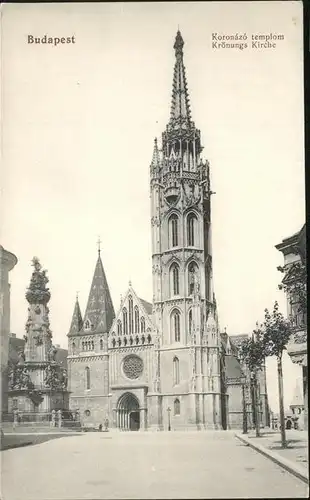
[0,1,307,499]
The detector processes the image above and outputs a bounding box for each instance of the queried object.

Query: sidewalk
[235,428,308,484]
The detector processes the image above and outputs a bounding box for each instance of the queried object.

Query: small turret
[67,294,83,336]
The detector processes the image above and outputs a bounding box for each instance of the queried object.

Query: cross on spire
[97,236,101,255]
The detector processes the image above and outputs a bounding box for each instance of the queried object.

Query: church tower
[67,248,115,425]
[150,31,222,430]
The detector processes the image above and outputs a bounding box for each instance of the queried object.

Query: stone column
[140,409,146,431]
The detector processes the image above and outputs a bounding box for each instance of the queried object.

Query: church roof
[225,354,244,381]
[82,251,115,334]
[139,298,153,316]
[67,296,83,336]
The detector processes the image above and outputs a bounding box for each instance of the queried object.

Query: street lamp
[167,407,171,431]
[241,375,248,434]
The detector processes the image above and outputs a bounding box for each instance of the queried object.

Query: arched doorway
[117,393,140,431]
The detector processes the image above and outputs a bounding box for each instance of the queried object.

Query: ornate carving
[26,257,51,304]
[8,365,34,391]
[33,335,43,346]
[48,345,58,361]
[293,331,307,344]
[151,216,161,227]
[122,355,144,379]
[44,365,67,390]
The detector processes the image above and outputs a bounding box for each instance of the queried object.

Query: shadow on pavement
[1,433,81,451]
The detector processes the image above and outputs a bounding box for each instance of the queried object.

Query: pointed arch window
[170,263,180,296]
[171,309,181,342]
[169,214,179,248]
[188,262,199,296]
[140,316,145,333]
[134,306,140,333]
[187,213,197,246]
[128,296,133,334]
[189,309,193,335]
[117,320,122,336]
[72,342,76,354]
[174,398,181,415]
[173,357,180,385]
[85,367,90,390]
[100,339,103,350]
[123,308,128,335]
[84,319,90,331]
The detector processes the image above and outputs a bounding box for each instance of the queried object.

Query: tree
[238,326,266,437]
[263,301,293,448]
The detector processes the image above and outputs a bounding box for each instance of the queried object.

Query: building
[276,223,307,430]
[220,332,270,429]
[0,245,18,416]
[289,378,305,430]
[67,31,269,431]
[6,257,69,414]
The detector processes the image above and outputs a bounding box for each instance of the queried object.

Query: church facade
[67,31,268,431]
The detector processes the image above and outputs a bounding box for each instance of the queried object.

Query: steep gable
[109,284,154,341]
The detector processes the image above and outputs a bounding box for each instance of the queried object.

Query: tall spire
[83,251,115,333]
[68,294,83,336]
[169,30,192,125]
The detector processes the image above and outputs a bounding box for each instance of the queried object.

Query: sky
[1,1,305,413]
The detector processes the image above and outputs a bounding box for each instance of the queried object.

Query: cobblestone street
[1,431,308,499]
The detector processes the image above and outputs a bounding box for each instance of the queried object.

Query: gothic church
[67,32,246,430]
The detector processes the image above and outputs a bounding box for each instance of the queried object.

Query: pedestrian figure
[104,418,109,432]
[99,423,102,431]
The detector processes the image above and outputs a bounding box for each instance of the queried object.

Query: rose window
[123,355,143,379]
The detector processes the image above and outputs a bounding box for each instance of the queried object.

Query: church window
[91,341,94,350]
[174,398,181,415]
[100,339,103,350]
[128,296,134,334]
[84,320,90,331]
[187,213,197,246]
[147,334,152,344]
[12,398,18,410]
[84,409,90,417]
[85,367,90,390]
[82,342,85,351]
[134,306,139,333]
[123,355,144,380]
[123,308,128,335]
[112,339,116,348]
[129,336,133,345]
[141,316,145,333]
[171,310,181,342]
[124,337,127,346]
[189,310,193,335]
[136,335,139,345]
[188,262,199,295]
[117,320,122,336]
[169,214,179,247]
[170,263,180,296]
[141,335,145,344]
[173,357,180,385]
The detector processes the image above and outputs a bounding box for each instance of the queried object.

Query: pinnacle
[68,295,83,335]
[150,137,160,169]
[169,31,192,126]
